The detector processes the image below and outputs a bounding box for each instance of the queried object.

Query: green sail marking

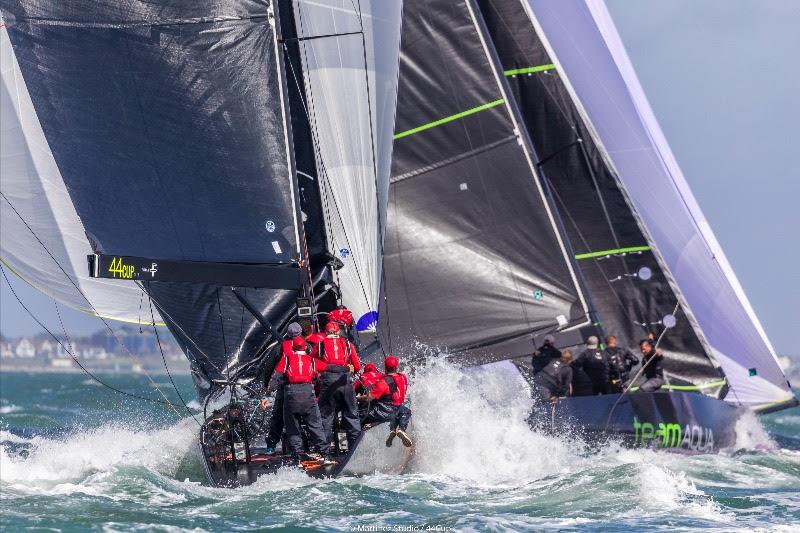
[574,245,651,260]
[503,63,555,76]
[393,99,505,140]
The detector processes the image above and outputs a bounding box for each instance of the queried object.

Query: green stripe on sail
[503,63,555,77]
[574,245,651,260]
[393,99,505,140]
[627,379,727,393]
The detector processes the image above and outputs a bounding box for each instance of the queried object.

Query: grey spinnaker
[381,0,590,363]
[524,0,794,408]
[476,0,724,389]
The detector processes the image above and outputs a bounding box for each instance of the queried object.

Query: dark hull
[200,417,413,487]
[533,391,743,452]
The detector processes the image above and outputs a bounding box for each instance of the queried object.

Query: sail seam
[393,99,505,139]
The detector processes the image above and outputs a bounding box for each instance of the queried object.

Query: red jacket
[328,307,354,328]
[275,348,326,384]
[306,331,326,358]
[369,373,408,406]
[319,335,361,371]
[354,370,384,393]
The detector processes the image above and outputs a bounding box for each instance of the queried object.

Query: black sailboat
[0,0,407,486]
[383,0,796,452]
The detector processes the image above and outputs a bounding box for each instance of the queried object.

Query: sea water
[1,361,798,532]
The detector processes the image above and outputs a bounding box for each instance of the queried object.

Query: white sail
[292,0,403,331]
[0,25,162,326]
[523,0,793,408]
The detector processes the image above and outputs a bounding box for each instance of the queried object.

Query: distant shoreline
[0,365,191,376]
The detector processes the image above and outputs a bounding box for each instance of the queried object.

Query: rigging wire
[149,297,201,425]
[0,192,194,412]
[0,265,185,413]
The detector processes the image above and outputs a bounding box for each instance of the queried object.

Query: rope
[1,265,185,412]
[149,297,200,424]
[0,192,190,412]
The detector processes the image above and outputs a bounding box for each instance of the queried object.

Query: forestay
[525,0,794,408]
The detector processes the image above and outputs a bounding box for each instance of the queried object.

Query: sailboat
[382,0,796,452]
[0,0,408,486]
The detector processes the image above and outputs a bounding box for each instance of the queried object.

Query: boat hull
[200,419,413,487]
[533,391,743,452]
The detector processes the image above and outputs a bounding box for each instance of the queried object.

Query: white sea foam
[734,410,778,450]
[0,417,198,491]
[404,355,579,484]
[0,404,21,414]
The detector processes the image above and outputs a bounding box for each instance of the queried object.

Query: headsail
[381,0,590,363]
[524,0,794,408]
[288,0,403,333]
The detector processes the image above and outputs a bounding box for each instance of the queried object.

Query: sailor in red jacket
[274,336,329,460]
[317,321,361,452]
[327,305,359,348]
[265,322,304,453]
[354,363,383,394]
[358,356,413,448]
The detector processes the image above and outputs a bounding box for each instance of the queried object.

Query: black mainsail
[381,0,591,364]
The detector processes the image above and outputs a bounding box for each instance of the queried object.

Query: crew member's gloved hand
[347,364,355,373]
[259,399,269,411]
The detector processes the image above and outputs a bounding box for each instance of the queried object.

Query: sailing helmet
[325,321,341,335]
[384,356,399,371]
[291,337,307,352]
[364,363,378,373]
[543,334,556,345]
[287,322,303,337]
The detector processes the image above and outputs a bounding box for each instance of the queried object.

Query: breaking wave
[1,359,797,530]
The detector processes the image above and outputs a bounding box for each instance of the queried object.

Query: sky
[2,0,799,354]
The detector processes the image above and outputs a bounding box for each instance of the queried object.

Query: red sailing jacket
[306,331,326,358]
[319,335,361,371]
[369,373,408,406]
[354,370,384,393]
[275,348,326,384]
[328,307,354,328]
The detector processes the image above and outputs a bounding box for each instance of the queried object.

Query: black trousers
[283,383,327,455]
[265,379,285,449]
[362,401,412,431]
[318,370,361,448]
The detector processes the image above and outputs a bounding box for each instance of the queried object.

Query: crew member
[531,334,561,374]
[359,356,413,448]
[265,322,304,453]
[534,350,573,403]
[572,336,610,394]
[317,321,362,452]
[638,339,665,392]
[354,363,383,395]
[328,305,359,347]
[605,335,639,392]
[274,336,329,460]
